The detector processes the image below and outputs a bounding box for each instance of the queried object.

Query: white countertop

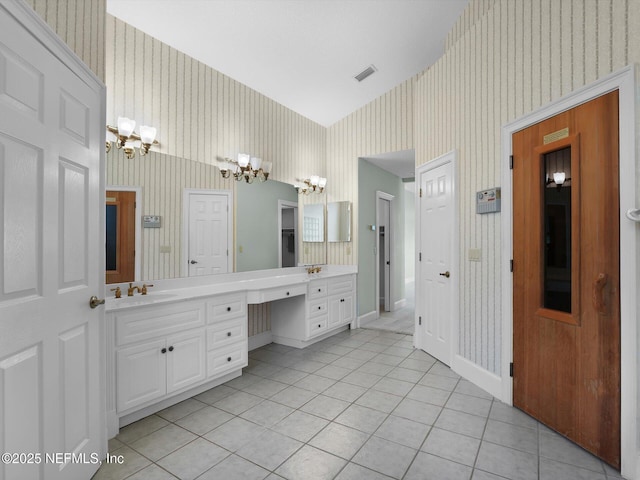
[105,265,357,312]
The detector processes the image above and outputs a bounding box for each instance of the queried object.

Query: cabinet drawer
[328,276,355,296]
[207,294,247,324]
[308,317,327,337]
[207,318,246,349]
[115,301,205,346]
[207,343,247,378]
[260,284,307,303]
[308,299,328,318]
[308,280,328,300]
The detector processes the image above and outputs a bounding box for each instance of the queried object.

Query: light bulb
[139,125,157,144]
[117,116,135,137]
[237,153,250,168]
[250,157,262,170]
[553,172,566,185]
[310,175,320,186]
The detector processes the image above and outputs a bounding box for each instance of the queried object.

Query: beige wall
[414,0,635,374]
[26,0,105,81]
[326,76,416,266]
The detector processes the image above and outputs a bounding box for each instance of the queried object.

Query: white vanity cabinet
[271,274,356,347]
[113,300,207,413]
[327,275,355,328]
[205,294,248,378]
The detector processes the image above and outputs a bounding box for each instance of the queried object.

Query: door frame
[501,66,637,478]
[277,199,298,267]
[414,150,459,362]
[181,189,233,276]
[375,191,394,318]
[106,186,142,281]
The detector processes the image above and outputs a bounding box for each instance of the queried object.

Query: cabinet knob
[286,291,290,296]
[227,332,232,337]
[318,306,321,310]
[227,307,231,312]
[161,348,167,354]
[318,288,321,292]
[168,346,174,352]
[227,357,232,362]
[318,324,321,328]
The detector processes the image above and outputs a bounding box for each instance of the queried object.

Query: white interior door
[0,4,105,479]
[416,158,454,365]
[186,192,230,276]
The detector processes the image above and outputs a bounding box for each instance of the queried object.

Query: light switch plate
[469,248,482,262]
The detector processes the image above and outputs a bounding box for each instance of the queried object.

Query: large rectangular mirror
[327,201,352,242]
[106,148,326,281]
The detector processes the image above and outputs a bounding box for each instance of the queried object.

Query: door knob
[89,296,105,309]
[439,271,450,278]
[190,260,198,264]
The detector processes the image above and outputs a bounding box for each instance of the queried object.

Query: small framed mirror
[302,203,325,242]
[327,201,351,242]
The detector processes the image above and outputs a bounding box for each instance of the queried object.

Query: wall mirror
[302,203,325,242]
[106,148,326,281]
[327,201,352,242]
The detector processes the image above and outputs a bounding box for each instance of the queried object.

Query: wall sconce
[295,176,327,194]
[106,117,159,159]
[218,153,273,183]
[546,171,570,190]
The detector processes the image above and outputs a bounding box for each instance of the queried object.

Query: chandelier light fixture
[218,153,273,183]
[295,175,327,194]
[106,116,159,159]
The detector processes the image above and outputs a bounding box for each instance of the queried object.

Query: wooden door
[512,91,620,468]
[416,158,454,365]
[106,190,136,284]
[0,3,104,479]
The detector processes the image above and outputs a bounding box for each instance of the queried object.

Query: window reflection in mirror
[303,203,325,242]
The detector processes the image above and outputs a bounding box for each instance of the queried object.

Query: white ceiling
[106,0,469,127]
[363,149,415,180]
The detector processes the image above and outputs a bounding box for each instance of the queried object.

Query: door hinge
[418,316,422,326]
[419,188,423,198]
[510,259,513,272]
[510,362,514,377]
[419,252,422,261]
[134,201,137,208]
[509,155,514,169]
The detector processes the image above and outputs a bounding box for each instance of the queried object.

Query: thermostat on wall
[143,215,162,228]
[476,188,501,214]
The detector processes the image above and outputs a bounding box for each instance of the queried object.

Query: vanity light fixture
[546,171,570,190]
[106,116,159,159]
[295,176,327,195]
[218,153,272,183]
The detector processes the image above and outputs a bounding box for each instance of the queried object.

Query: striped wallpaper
[26,0,105,81]
[415,0,634,374]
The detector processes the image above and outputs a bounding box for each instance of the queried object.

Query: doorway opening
[278,200,298,268]
[376,192,393,314]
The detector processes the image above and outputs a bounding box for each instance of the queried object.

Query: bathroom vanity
[104,266,356,436]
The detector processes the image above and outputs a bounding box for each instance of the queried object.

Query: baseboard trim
[394,298,407,310]
[248,331,273,351]
[451,354,502,399]
[357,310,378,328]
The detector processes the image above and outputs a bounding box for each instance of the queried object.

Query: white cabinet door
[167,330,206,393]
[328,296,342,328]
[117,339,166,412]
[341,294,355,325]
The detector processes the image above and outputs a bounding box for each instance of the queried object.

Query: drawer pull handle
[168,346,174,352]
[227,332,232,337]
[318,324,321,328]
[318,288,321,292]
[227,307,231,312]
[286,291,290,296]
[318,306,321,310]
[227,357,232,362]
[161,348,167,354]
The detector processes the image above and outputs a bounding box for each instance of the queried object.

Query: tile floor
[94,328,623,480]
[361,282,414,335]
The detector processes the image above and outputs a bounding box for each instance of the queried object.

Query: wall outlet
[469,248,482,262]
[159,245,171,253]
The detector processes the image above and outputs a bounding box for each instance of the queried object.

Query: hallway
[362,281,414,335]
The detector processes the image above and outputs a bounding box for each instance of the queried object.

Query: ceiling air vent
[354,64,377,82]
